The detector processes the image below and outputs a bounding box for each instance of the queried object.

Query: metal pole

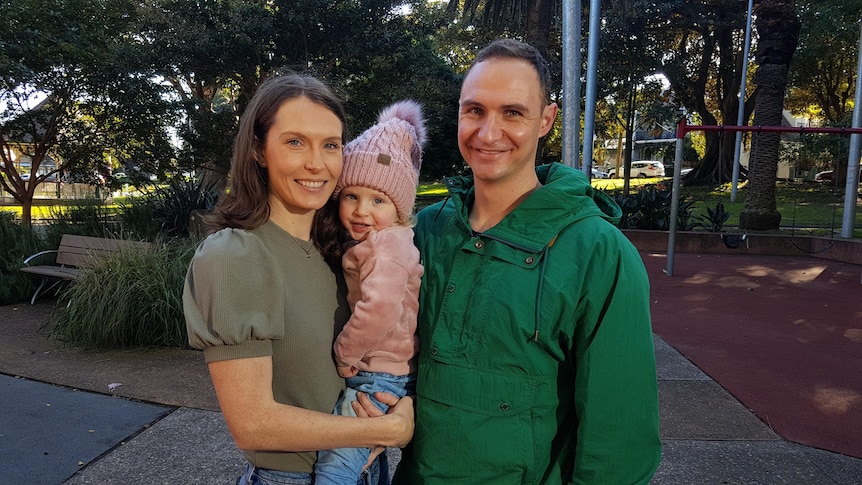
[581,0,601,172]
[842,20,862,239]
[731,0,754,202]
[562,0,582,169]
[665,118,686,277]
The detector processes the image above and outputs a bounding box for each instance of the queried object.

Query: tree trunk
[739,0,800,231]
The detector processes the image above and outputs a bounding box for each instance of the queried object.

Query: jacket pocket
[412,359,561,483]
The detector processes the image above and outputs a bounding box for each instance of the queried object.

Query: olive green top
[183,220,349,473]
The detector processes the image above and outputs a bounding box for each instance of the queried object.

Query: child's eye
[373,198,384,204]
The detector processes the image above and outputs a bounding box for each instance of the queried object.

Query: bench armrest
[23,249,59,266]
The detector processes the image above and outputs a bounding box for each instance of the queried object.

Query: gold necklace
[289,234,314,258]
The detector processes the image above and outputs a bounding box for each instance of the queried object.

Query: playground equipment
[665,119,862,277]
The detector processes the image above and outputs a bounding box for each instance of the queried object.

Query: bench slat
[55,235,152,267]
[21,234,152,304]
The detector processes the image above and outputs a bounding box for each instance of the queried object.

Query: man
[393,39,661,484]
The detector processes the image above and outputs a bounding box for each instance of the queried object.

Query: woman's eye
[324,141,341,150]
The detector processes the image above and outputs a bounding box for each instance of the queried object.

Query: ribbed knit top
[183,219,349,472]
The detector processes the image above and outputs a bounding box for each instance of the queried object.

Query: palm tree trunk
[739,0,800,230]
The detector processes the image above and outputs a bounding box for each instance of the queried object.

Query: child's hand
[337,364,359,378]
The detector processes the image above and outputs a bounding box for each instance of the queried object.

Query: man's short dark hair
[469,38,552,106]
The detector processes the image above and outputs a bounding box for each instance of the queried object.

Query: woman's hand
[352,391,415,448]
[355,391,416,471]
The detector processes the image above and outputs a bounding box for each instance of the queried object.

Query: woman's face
[260,96,344,215]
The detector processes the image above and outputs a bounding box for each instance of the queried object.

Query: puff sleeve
[183,228,285,362]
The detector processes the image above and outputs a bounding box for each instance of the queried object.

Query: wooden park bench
[20,234,152,304]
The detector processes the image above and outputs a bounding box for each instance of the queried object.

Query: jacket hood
[444,162,621,252]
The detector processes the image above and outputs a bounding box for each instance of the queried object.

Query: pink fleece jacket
[333,225,423,376]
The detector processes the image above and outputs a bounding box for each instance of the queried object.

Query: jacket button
[431,347,439,356]
[500,402,510,411]
[525,256,535,264]
[474,240,484,249]
[446,284,455,293]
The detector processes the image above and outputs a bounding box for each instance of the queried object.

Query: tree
[786,1,862,187]
[0,0,176,228]
[740,0,800,230]
[648,0,753,185]
[787,0,862,125]
[447,0,560,59]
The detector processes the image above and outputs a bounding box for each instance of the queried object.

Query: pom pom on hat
[335,100,427,222]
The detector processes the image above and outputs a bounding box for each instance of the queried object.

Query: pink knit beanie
[335,100,427,222]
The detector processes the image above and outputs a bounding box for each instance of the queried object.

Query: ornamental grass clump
[0,212,43,304]
[51,239,197,349]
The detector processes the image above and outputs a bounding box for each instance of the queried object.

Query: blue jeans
[314,372,415,485]
[237,455,387,485]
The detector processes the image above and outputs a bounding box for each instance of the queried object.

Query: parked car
[591,168,609,179]
[608,161,665,178]
[815,170,834,182]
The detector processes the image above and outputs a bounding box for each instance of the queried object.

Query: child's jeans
[314,371,416,485]
[238,454,386,485]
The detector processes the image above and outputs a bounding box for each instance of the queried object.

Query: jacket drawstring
[533,245,550,342]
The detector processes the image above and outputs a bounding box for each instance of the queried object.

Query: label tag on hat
[377,153,391,165]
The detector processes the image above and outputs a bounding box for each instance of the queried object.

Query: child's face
[338,185,400,241]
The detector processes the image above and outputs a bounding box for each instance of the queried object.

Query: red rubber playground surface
[642,251,862,459]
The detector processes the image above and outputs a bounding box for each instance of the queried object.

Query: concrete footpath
[2,260,862,483]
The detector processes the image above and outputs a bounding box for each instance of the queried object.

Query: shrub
[612,184,698,231]
[698,201,731,233]
[118,197,162,242]
[0,212,44,304]
[42,199,122,247]
[149,178,220,239]
[51,239,198,349]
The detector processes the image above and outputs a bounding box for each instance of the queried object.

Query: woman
[183,74,414,485]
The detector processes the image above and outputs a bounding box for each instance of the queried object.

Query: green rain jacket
[394,163,661,484]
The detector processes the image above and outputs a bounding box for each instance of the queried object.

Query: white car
[608,161,665,178]
[591,168,610,179]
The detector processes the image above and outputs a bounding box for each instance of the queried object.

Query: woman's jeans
[313,371,416,485]
[237,455,387,485]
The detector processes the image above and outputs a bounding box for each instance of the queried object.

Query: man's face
[457,57,557,185]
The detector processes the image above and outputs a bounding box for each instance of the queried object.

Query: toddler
[314,100,426,485]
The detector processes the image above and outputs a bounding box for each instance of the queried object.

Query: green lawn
[6,179,861,237]
[421,177,862,237]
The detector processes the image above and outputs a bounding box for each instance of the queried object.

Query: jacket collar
[444,163,621,251]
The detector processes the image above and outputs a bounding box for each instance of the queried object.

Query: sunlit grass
[417,176,861,237]
[5,179,860,237]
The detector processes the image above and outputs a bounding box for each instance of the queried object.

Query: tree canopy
[2,0,860,228]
